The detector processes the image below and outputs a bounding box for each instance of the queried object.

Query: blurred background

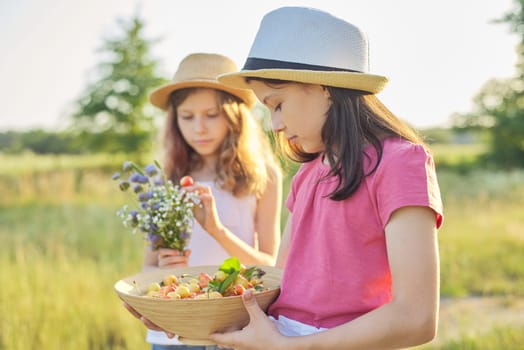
[1,0,523,349]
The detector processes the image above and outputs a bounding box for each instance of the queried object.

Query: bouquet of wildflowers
[112,160,199,252]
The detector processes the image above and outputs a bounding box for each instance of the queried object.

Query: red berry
[234,284,246,295]
[180,176,194,187]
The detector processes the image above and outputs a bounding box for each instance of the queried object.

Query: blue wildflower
[149,223,159,233]
[113,159,197,252]
[145,164,158,176]
[137,175,149,184]
[154,176,164,186]
[138,192,149,202]
[129,173,141,183]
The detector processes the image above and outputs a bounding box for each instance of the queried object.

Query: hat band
[242,57,360,73]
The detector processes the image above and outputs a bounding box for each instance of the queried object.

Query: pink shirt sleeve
[373,143,443,229]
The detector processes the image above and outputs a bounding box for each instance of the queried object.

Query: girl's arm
[196,165,282,266]
[275,214,292,269]
[251,164,282,265]
[211,205,440,350]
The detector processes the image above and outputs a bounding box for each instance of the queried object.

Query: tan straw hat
[149,53,257,110]
[218,7,388,94]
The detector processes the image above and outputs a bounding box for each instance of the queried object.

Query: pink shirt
[268,137,443,329]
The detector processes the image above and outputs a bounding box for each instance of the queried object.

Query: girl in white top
[142,53,282,350]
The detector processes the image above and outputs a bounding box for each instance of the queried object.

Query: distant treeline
[0,129,154,154]
[2,127,522,172]
[0,127,476,155]
[0,130,82,154]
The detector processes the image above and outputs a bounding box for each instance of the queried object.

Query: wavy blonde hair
[161,88,279,198]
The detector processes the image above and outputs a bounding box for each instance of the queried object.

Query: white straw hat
[149,53,257,110]
[218,7,388,94]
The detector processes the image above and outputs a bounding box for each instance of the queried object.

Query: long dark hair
[246,78,424,200]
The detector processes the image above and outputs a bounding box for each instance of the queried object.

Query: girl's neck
[191,155,218,182]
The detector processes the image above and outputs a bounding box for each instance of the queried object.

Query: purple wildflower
[145,164,158,176]
[149,223,159,233]
[113,159,197,252]
[129,173,141,183]
[137,175,149,184]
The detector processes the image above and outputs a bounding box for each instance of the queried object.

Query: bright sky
[0,0,519,131]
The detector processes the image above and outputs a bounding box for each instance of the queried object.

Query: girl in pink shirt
[210,6,444,350]
[133,7,444,350]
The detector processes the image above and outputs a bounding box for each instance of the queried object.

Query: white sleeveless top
[186,181,257,265]
[147,180,257,345]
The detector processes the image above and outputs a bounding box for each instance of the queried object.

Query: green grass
[424,325,524,350]
[0,152,134,175]
[430,143,487,165]
[436,170,524,296]
[0,202,149,349]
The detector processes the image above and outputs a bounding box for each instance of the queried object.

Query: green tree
[71,16,167,153]
[453,0,524,168]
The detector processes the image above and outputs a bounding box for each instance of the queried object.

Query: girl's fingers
[158,248,184,258]
[158,249,191,268]
[182,183,209,194]
[140,316,168,332]
[123,302,142,319]
[240,289,265,321]
[198,193,213,205]
[158,255,189,268]
[125,301,176,337]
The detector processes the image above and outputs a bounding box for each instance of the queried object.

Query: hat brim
[149,80,257,110]
[218,69,388,94]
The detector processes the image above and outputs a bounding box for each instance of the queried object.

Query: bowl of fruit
[114,257,282,345]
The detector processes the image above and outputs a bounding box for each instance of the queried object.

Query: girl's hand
[122,302,176,338]
[209,290,287,350]
[157,248,190,268]
[185,183,224,237]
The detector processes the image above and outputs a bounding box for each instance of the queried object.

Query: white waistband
[269,315,327,337]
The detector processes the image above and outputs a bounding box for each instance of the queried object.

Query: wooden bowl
[114,265,282,345]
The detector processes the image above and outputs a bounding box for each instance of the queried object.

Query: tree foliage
[0,130,80,154]
[71,16,167,153]
[453,0,524,168]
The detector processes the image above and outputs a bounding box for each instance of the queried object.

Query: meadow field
[1,147,524,349]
